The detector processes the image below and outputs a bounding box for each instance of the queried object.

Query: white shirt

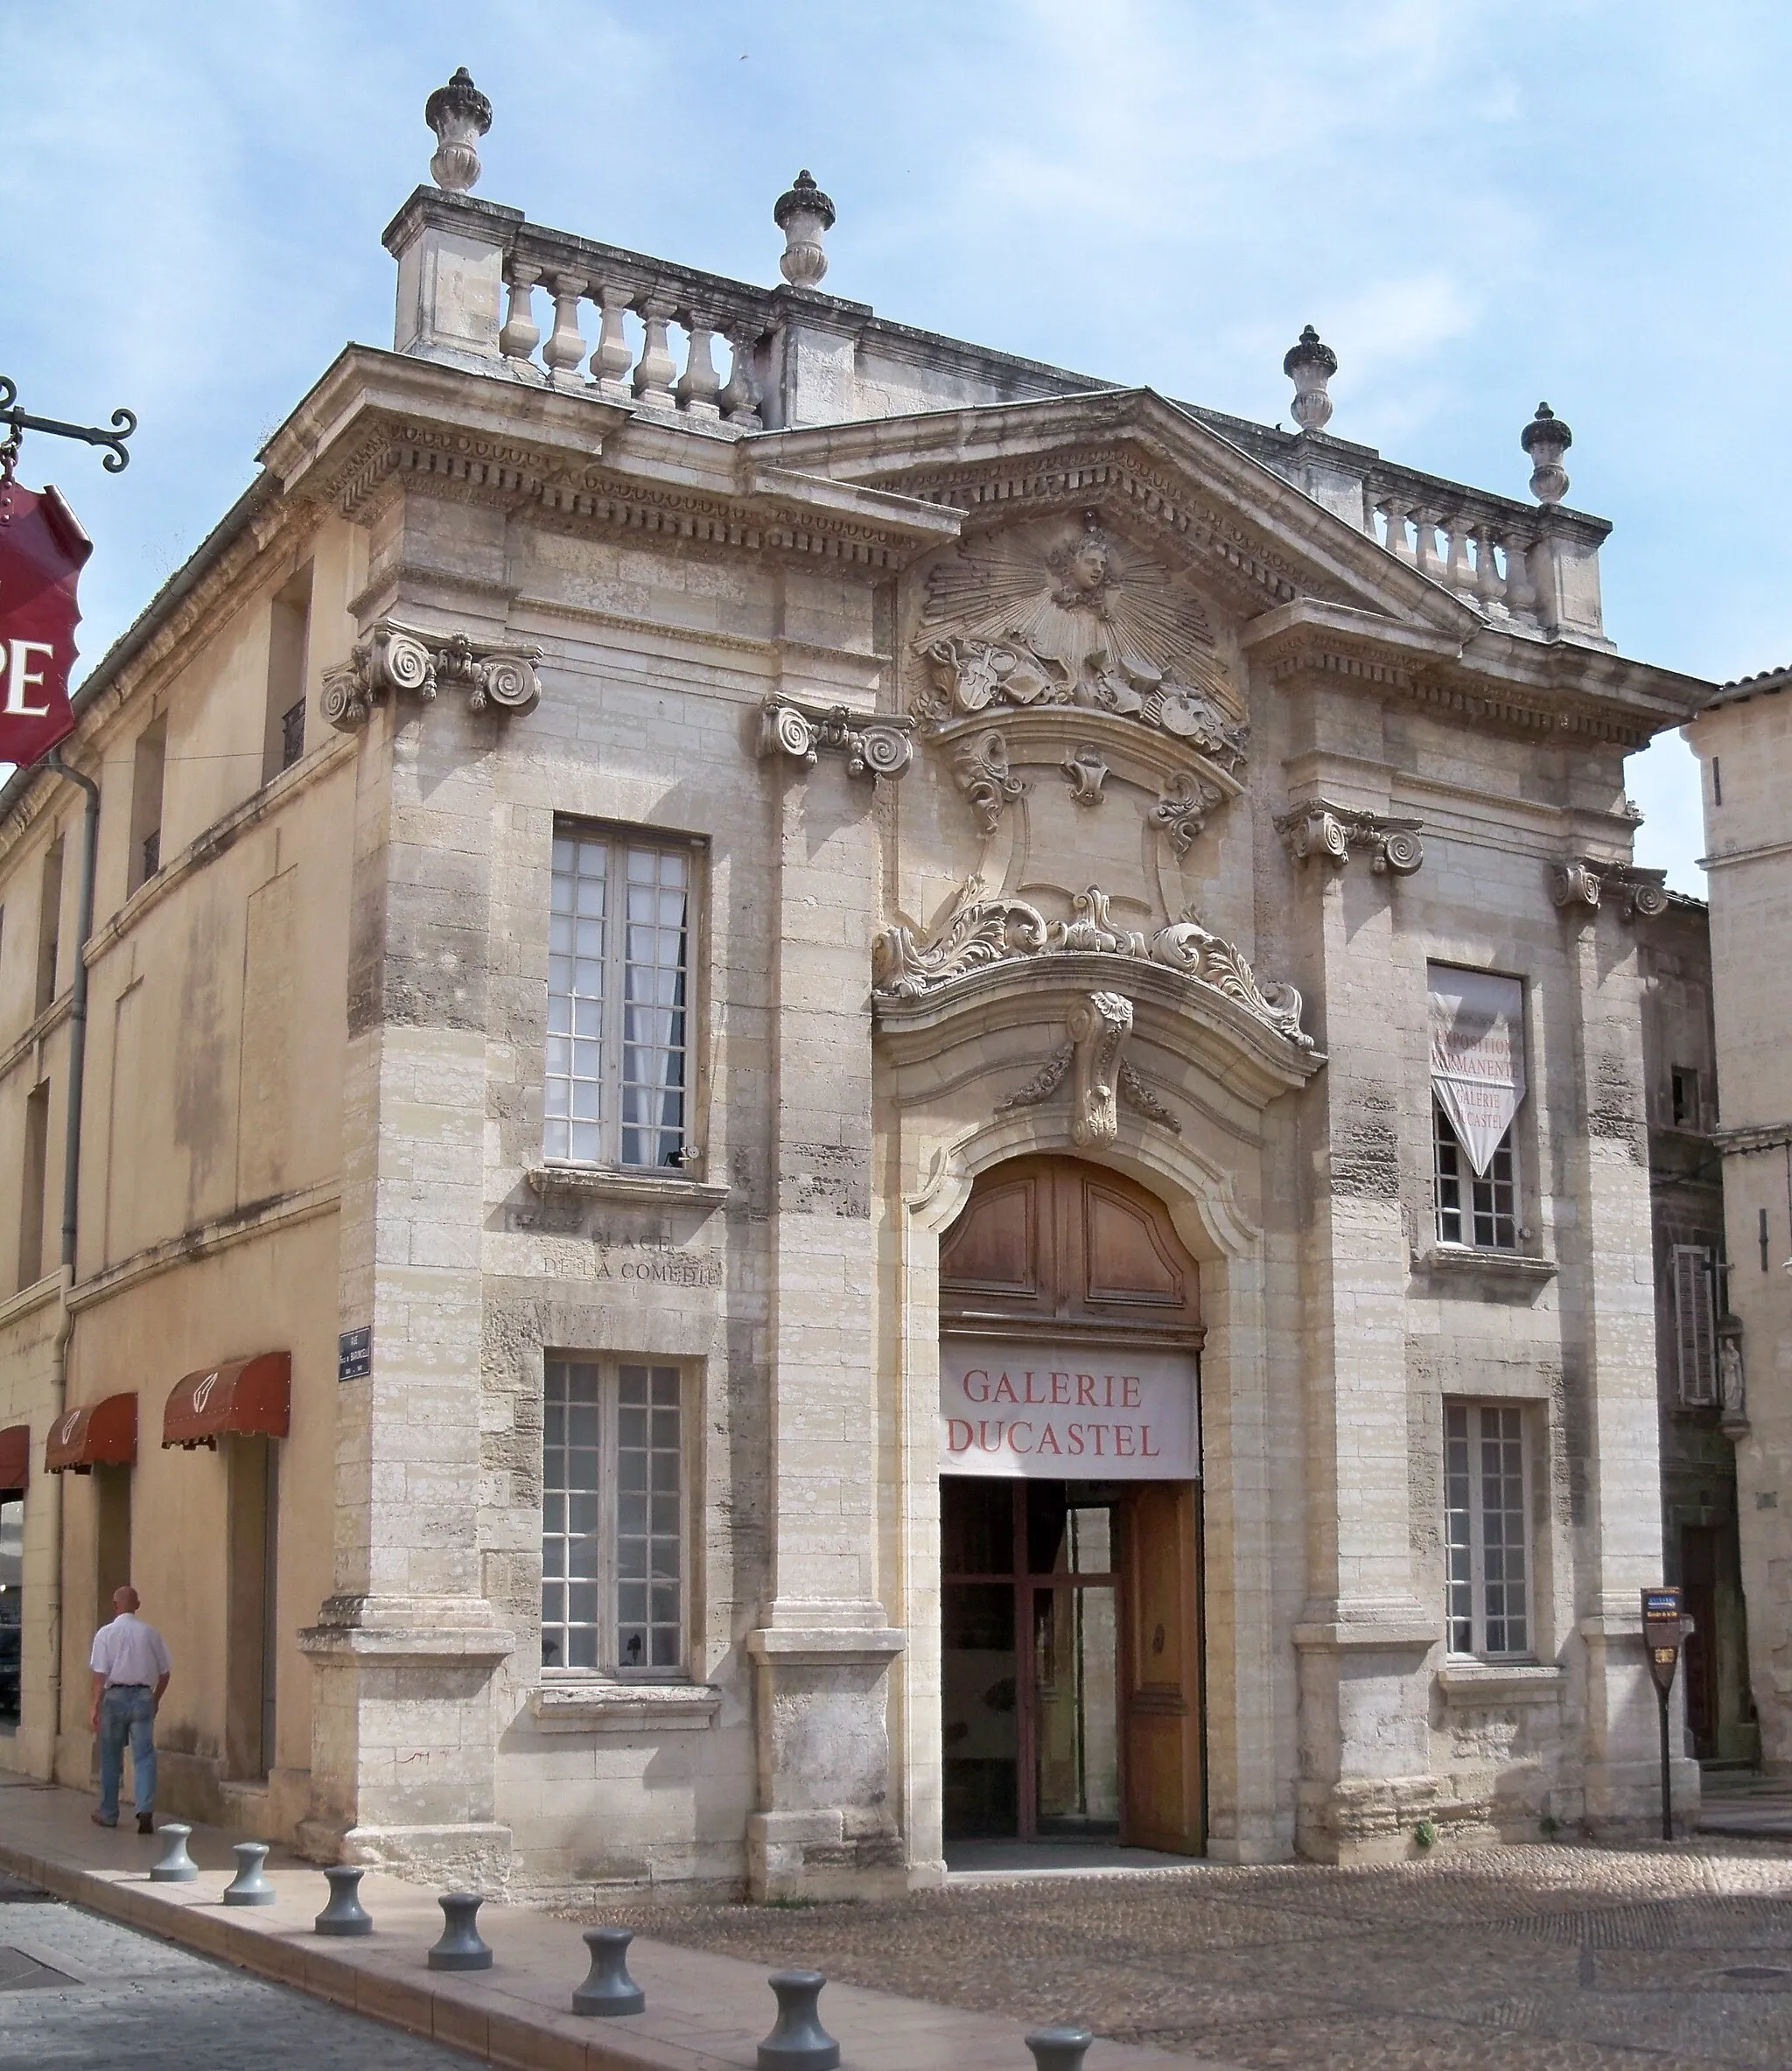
[89,1613,172,1687]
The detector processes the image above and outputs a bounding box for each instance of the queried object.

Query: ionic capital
[757,696,914,780]
[1550,856,1668,922]
[1276,798,1424,876]
[322,619,542,733]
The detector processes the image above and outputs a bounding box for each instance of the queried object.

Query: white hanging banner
[940,1343,1198,1480]
[1428,967,1526,1177]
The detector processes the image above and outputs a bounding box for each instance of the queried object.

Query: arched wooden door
[938,1157,1206,1854]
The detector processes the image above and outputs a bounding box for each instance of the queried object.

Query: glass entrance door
[942,1478,1121,1842]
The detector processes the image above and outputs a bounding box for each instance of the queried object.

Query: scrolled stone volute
[1376,826,1424,875]
[426,67,493,193]
[1550,857,1603,911]
[774,170,836,288]
[848,722,913,780]
[1522,402,1572,506]
[1284,324,1338,432]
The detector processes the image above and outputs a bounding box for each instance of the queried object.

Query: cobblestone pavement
[0,1872,474,2068]
[589,1840,1792,2069]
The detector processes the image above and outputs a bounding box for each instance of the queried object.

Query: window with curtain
[1429,965,1526,1253]
[541,1357,685,1676]
[1444,1401,1530,1659]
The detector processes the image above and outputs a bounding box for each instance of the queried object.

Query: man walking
[88,1585,171,1833]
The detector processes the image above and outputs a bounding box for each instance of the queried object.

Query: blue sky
[6,1,1785,892]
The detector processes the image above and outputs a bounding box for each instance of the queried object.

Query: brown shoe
[136,1813,154,1836]
[90,1811,116,1828]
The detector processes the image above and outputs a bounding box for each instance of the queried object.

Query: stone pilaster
[1288,829,1437,1863]
[1561,907,1699,1830]
[298,675,514,1879]
[746,739,905,1900]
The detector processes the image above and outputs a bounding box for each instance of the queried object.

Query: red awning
[162,1353,290,1451]
[0,1424,29,1494]
[45,1394,136,1474]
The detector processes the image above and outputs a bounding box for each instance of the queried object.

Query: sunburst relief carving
[918,509,1248,767]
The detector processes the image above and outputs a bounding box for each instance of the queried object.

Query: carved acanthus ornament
[1116,1059,1180,1132]
[757,696,914,780]
[322,620,542,733]
[996,990,1183,1144]
[917,511,1248,767]
[1151,772,1223,857]
[1276,800,1424,876]
[1060,745,1109,807]
[1550,856,1668,920]
[872,878,1312,1049]
[952,729,1027,831]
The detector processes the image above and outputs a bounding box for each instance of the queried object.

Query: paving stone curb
[0,1781,1235,2071]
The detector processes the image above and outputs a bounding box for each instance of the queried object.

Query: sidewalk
[1698,1769,1792,1841]
[0,1775,1240,2071]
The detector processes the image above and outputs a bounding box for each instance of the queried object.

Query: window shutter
[1672,1245,1717,1406]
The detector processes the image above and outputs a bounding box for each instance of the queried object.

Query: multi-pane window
[541,1357,685,1676]
[1434,1106,1517,1250]
[1670,1244,1718,1407]
[1445,1402,1530,1658]
[545,829,690,1169]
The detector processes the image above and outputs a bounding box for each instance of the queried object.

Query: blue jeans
[96,1684,156,1821]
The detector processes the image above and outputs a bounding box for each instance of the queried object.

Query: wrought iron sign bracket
[0,375,137,473]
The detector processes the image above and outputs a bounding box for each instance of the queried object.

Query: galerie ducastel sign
[939,1343,1198,1479]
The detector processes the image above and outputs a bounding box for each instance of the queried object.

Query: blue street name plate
[338,1326,373,1382]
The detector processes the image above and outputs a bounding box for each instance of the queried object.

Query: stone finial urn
[774,171,836,288]
[1284,325,1338,432]
[1522,402,1572,505]
[426,67,493,193]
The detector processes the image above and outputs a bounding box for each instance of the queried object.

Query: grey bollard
[757,1969,839,2071]
[221,1841,276,1907]
[428,1891,493,1970]
[1025,2026,1094,2071]
[314,1865,373,1937]
[571,1925,646,2016]
[148,1823,198,1883]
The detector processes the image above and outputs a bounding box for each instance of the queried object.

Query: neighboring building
[1638,892,1753,1763]
[0,75,1712,1898]
[1686,668,1792,1773]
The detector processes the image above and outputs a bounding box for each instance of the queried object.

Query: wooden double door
[938,1157,1205,1853]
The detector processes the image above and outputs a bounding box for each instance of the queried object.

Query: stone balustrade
[1361,462,1609,643]
[1186,404,1611,644]
[498,223,780,427]
[383,177,1613,641]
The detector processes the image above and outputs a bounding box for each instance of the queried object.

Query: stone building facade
[1686,668,1792,1773]
[0,77,1710,1896]
[1637,893,1753,1764]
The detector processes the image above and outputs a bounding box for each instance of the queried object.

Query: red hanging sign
[0,478,92,766]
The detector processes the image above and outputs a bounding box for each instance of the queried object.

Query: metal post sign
[1642,1586,1686,1694]
[0,476,90,766]
[1642,1585,1691,1840]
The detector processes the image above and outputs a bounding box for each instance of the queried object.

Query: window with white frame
[1444,1402,1530,1659]
[545,828,691,1170]
[1434,1106,1518,1249]
[1670,1243,1718,1407]
[541,1357,686,1676]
